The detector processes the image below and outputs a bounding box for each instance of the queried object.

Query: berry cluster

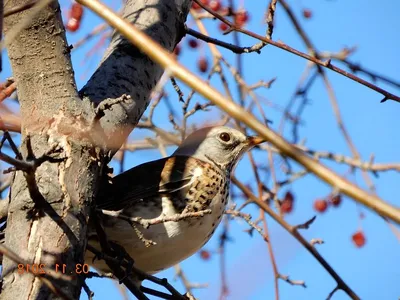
[173,1,251,74]
[192,0,250,31]
[313,194,342,213]
[174,39,210,74]
[280,192,342,215]
[280,191,366,248]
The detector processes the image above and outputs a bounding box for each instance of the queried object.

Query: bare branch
[225,209,266,240]
[278,274,306,288]
[295,216,317,230]
[79,0,190,153]
[310,238,325,246]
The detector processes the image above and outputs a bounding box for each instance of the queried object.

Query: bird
[86,126,265,277]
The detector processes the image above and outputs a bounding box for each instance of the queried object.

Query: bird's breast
[88,173,229,275]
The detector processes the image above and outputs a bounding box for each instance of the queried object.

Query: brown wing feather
[96,156,203,210]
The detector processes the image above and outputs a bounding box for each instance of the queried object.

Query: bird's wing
[96,156,205,210]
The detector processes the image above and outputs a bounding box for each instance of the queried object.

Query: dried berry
[198,57,209,73]
[192,0,209,10]
[352,231,366,248]
[284,191,294,203]
[281,191,294,214]
[70,3,84,20]
[209,0,222,11]
[66,18,80,32]
[174,44,181,56]
[235,10,249,27]
[281,199,293,213]
[330,194,342,207]
[188,39,199,49]
[314,199,328,213]
[302,9,312,19]
[199,249,211,260]
[219,22,229,32]
[66,3,84,32]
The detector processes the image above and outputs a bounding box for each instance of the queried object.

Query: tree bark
[1,0,190,299]
[80,0,190,151]
[2,1,86,298]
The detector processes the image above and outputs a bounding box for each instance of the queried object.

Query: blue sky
[1,0,399,299]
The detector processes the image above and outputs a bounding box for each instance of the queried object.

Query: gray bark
[1,0,190,299]
[80,0,190,152]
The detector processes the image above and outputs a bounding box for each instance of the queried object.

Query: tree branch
[79,0,191,153]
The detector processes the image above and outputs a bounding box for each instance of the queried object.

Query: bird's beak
[247,136,266,146]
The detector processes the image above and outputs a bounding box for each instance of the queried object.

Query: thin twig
[225,209,265,239]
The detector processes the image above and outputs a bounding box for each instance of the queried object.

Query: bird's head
[173,126,265,173]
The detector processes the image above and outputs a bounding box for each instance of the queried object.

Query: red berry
[66,18,80,32]
[281,200,293,213]
[313,199,328,213]
[352,231,366,248]
[281,191,294,214]
[302,9,312,19]
[173,44,181,56]
[209,0,222,11]
[188,39,199,49]
[235,10,249,27]
[70,3,84,21]
[330,194,342,207]
[219,22,229,32]
[199,249,211,260]
[192,0,209,10]
[281,201,293,213]
[284,191,294,203]
[220,6,230,16]
[198,57,208,73]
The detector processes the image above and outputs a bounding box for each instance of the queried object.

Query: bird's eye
[219,132,231,142]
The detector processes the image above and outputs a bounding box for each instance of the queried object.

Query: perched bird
[86,126,265,276]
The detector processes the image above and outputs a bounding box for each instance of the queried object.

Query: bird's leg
[108,241,136,283]
[92,213,141,284]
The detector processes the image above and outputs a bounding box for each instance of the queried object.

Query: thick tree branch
[80,0,191,153]
[2,1,193,299]
[1,1,90,299]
